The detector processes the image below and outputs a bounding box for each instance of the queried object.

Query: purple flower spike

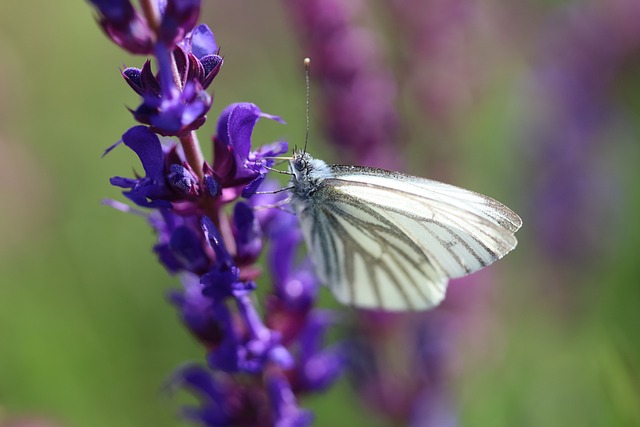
[266,371,314,427]
[109,126,172,208]
[95,2,343,421]
[89,0,155,54]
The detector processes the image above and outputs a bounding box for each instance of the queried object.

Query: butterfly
[286,149,522,311]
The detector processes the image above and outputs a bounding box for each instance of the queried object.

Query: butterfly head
[289,149,333,197]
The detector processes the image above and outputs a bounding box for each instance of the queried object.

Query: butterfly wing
[295,165,521,311]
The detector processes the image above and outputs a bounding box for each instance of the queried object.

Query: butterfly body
[288,150,522,311]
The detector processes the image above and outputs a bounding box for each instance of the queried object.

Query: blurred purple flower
[89,0,201,54]
[169,273,225,346]
[159,0,201,47]
[89,0,154,54]
[266,370,314,427]
[294,311,345,393]
[387,0,483,126]
[168,364,259,426]
[284,0,401,169]
[347,310,457,426]
[528,0,639,262]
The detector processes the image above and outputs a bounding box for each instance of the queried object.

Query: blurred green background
[1,1,639,426]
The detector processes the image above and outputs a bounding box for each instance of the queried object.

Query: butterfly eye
[293,159,306,172]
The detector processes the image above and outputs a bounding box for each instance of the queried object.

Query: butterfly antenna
[303,57,311,156]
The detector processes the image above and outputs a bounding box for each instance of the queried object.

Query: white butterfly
[286,149,522,311]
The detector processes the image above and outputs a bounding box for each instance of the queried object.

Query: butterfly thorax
[289,152,334,200]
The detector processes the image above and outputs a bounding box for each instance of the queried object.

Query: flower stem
[140,0,161,32]
[179,132,205,179]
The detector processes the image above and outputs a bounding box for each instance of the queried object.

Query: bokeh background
[1,1,639,426]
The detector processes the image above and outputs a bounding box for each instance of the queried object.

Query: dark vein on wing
[326,199,438,308]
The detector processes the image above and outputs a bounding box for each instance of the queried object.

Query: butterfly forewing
[332,166,520,269]
[333,166,522,233]
[297,186,446,310]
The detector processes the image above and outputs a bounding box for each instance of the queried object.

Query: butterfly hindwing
[297,186,448,310]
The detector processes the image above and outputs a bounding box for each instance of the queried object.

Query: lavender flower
[89,0,200,54]
[283,0,401,170]
[528,0,638,263]
[121,23,222,136]
[89,1,344,425]
[386,0,484,127]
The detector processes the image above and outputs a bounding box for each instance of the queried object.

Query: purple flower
[168,274,225,346]
[166,364,237,426]
[266,370,314,427]
[528,0,638,262]
[150,210,209,274]
[232,202,263,265]
[179,24,224,89]
[89,0,201,54]
[121,24,221,136]
[158,0,201,48]
[199,216,252,300]
[89,0,154,54]
[170,364,314,427]
[110,126,173,208]
[387,0,482,127]
[294,311,345,393]
[108,126,208,208]
[212,103,287,197]
[284,0,400,169]
[264,215,319,344]
[348,310,456,426]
